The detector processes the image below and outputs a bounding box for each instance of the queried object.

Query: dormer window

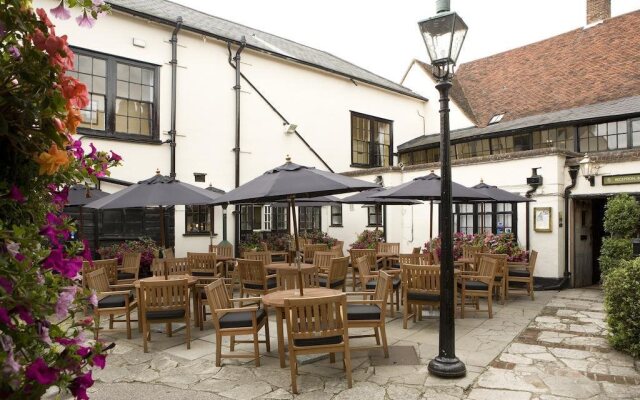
[488,113,505,125]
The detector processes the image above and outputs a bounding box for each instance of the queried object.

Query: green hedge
[603,193,640,238]
[599,237,633,276]
[603,258,640,358]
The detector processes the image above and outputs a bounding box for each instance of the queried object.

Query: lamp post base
[428,356,467,378]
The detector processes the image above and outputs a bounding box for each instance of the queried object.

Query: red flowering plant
[301,229,338,247]
[425,232,528,262]
[97,237,161,269]
[0,2,116,399]
[350,229,385,249]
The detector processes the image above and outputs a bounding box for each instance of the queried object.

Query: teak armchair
[377,242,400,269]
[162,248,175,260]
[204,279,270,366]
[313,251,336,272]
[348,248,377,291]
[86,267,138,339]
[237,259,277,297]
[196,277,233,330]
[244,251,272,266]
[458,256,499,318]
[118,252,141,284]
[346,271,391,357]
[318,256,349,290]
[507,250,538,300]
[401,264,441,329]
[210,244,235,277]
[478,253,508,304]
[187,252,222,278]
[398,253,431,268]
[284,293,352,394]
[303,243,328,263]
[138,278,191,353]
[276,267,320,290]
[82,259,118,287]
[163,257,190,276]
[357,255,400,317]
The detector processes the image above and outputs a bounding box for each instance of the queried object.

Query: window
[488,113,505,124]
[579,122,628,153]
[262,205,272,231]
[273,207,288,231]
[478,203,493,234]
[454,204,474,235]
[367,205,383,227]
[632,119,640,147]
[351,112,393,168]
[185,205,211,234]
[330,205,343,227]
[451,203,516,237]
[496,203,513,234]
[68,48,158,140]
[299,207,321,232]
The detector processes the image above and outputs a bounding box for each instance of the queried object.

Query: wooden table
[270,251,289,263]
[134,275,199,327]
[262,288,342,368]
[376,252,399,269]
[264,262,316,272]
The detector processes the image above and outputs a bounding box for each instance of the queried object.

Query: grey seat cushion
[244,277,277,290]
[117,271,135,280]
[192,271,216,277]
[293,335,343,347]
[347,304,381,320]
[145,309,186,320]
[365,277,400,290]
[457,281,489,291]
[318,277,345,289]
[508,270,531,278]
[218,308,266,329]
[406,292,440,302]
[98,291,135,308]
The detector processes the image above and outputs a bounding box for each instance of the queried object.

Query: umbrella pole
[160,206,168,280]
[290,197,303,296]
[209,205,214,247]
[429,200,433,240]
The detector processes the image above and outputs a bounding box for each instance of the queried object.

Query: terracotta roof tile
[452,10,640,128]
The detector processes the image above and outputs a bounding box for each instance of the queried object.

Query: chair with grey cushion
[357,255,401,317]
[139,278,191,353]
[117,252,141,284]
[318,256,349,290]
[237,259,277,298]
[86,267,138,340]
[205,279,270,367]
[345,271,391,357]
[458,256,498,318]
[507,250,538,300]
[401,264,441,329]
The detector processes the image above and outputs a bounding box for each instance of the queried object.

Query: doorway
[572,198,606,287]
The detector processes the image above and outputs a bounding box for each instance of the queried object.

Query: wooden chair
[82,259,118,287]
[478,253,508,304]
[187,252,222,278]
[210,244,235,277]
[283,293,352,394]
[398,253,431,267]
[150,258,165,277]
[196,277,233,330]
[331,241,345,257]
[507,250,538,300]
[163,248,175,260]
[348,248,377,291]
[377,242,400,269]
[346,271,391,357]
[244,251,272,267]
[318,256,349,291]
[431,249,440,265]
[303,243,328,263]
[139,278,191,353]
[401,264,441,329]
[118,252,141,284]
[313,251,336,272]
[236,259,277,297]
[357,256,400,317]
[276,267,320,290]
[164,257,190,275]
[458,256,498,318]
[205,279,270,367]
[462,245,485,271]
[86,267,138,339]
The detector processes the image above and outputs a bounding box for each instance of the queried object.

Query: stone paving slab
[45,287,640,399]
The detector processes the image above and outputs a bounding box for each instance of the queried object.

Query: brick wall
[587,0,611,24]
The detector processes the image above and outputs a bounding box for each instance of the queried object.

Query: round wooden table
[134,275,199,327]
[264,262,316,272]
[263,288,343,368]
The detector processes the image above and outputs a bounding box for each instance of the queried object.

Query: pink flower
[50,1,71,20]
[0,277,13,294]
[39,325,52,345]
[55,331,86,346]
[91,354,106,369]
[8,185,26,203]
[77,347,91,358]
[25,358,59,385]
[8,46,20,59]
[76,11,96,28]
[87,143,97,158]
[3,351,20,375]
[109,150,122,162]
[88,290,98,308]
[69,371,93,400]
[0,307,13,327]
[12,305,34,325]
[55,286,80,320]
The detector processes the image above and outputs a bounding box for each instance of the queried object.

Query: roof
[449,10,640,127]
[105,0,426,101]
[398,95,640,151]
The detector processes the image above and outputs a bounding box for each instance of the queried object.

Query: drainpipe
[525,167,543,250]
[169,16,183,178]
[562,165,580,288]
[229,37,246,256]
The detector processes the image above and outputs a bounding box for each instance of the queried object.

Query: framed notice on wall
[534,207,552,232]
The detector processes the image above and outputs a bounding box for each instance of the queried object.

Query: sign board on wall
[602,174,640,186]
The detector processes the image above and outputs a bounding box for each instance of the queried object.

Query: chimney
[586,0,611,25]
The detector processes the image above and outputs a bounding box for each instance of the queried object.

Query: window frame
[350,111,394,168]
[184,205,215,236]
[366,205,383,228]
[452,202,518,238]
[298,206,322,232]
[70,47,161,142]
[330,205,343,227]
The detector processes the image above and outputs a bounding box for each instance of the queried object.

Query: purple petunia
[50,1,71,20]
[25,358,59,385]
[88,290,98,308]
[55,286,80,320]
[3,351,20,375]
[50,186,69,206]
[0,277,13,295]
[76,11,96,28]
[12,305,34,325]
[87,143,97,158]
[69,371,93,400]
[109,150,122,162]
[0,307,13,327]
[8,46,20,59]
[91,354,106,369]
[8,185,26,203]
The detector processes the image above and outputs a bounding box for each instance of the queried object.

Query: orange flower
[65,103,82,134]
[36,144,70,175]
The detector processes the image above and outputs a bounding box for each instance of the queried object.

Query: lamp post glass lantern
[579,153,596,186]
[418,0,468,378]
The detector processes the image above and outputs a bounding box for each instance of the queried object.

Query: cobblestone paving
[47,287,639,399]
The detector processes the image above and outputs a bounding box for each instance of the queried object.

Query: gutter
[226,43,334,173]
[169,17,183,178]
[106,4,426,102]
[562,165,580,288]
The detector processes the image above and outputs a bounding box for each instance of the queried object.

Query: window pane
[117,81,128,97]
[93,58,106,77]
[78,55,93,74]
[142,69,154,85]
[129,83,141,100]
[78,73,92,90]
[116,99,128,116]
[141,85,153,102]
[129,67,142,84]
[116,115,127,132]
[117,63,129,81]
[93,76,105,94]
[128,100,141,117]
[128,117,140,134]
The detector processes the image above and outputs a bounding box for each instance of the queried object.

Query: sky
[172,0,640,83]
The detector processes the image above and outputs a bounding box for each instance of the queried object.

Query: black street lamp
[418,0,468,378]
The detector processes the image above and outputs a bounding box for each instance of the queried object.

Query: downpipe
[561,165,580,289]
[169,16,183,178]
